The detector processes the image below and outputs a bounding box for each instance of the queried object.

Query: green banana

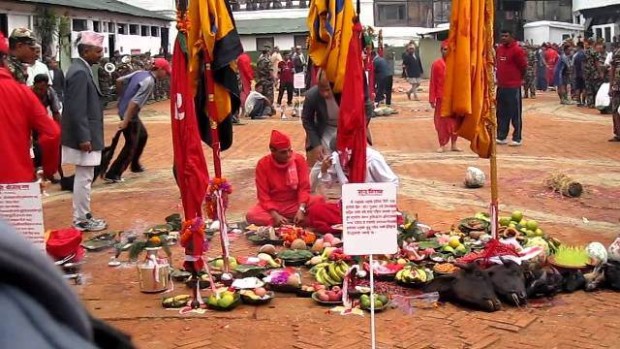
[335,263,347,279]
[323,269,339,286]
[395,269,404,281]
[315,268,327,284]
[328,263,341,283]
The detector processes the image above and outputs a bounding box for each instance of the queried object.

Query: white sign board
[0,182,45,250]
[293,72,305,89]
[341,183,398,256]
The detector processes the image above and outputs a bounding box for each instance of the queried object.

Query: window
[374,0,433,27]
[118,23,127,35]
[433,0,451,24]
[595,28,603,40]
[141,25,149,36]
[293,34,307,49]
[72,19,87,32]
[129,24,139,35]
[151,26,160,37]
[255,37,274,51]
[108,22,115,33]
[93,20,100,32]
[605,27,612,42]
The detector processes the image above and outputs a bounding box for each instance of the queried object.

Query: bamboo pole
[203,55,231,275]
[486,0,498,240]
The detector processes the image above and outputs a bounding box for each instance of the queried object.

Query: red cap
[153,58,171,75]
[441,40,449,49]
[46,228,84,261]
[0,32,8,54]
[270,130,291,150]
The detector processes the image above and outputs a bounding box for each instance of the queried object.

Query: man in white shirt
[26,44,51,87]
[305,136,399,233]
[310,136,398,195]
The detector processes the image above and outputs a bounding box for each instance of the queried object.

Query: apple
[254,287,267,297]
[314,284,326,291]
[327,291,340,301]
[331,286,341,292]
[323,233,335,244]
[317,290,330,301]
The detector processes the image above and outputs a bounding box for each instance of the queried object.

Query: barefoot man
[429,41,460,153]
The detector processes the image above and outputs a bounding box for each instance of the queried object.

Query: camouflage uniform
[256,54,275,105]
[523,47,538,98]
[7,55,28,84]
[584,48,601,107]
[611,48,620,139]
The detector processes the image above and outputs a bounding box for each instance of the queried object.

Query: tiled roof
[18,0,172,21]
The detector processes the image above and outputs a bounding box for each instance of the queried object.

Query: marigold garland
[205,177,233,220]
[180,217,205,248]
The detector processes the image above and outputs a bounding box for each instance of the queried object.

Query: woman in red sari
[545,44,559,88]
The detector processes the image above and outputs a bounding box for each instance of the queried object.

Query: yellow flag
[307,0,355,93]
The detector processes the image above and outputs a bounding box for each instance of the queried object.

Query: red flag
[170,37,210,219]
[337,22,367,183]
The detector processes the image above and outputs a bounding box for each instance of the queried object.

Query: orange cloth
[440,0,494,158]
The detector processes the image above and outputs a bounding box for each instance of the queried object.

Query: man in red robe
[246,130,321,226]
[545,44,559,88]
[429,41,460,153]
[0,31,60,184]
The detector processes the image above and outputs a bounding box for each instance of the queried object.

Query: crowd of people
[0,28,171,232]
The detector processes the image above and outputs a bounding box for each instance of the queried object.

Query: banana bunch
[162,294,190,308]
[312,261,349,286]
[395,265,434,284]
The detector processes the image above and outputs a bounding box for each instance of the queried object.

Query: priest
[246,130,321,226]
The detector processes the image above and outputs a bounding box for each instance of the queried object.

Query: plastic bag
[595,83,610,110]
[465,167,486,188]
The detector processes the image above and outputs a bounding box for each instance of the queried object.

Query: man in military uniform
[7,28,37,83]
[256,46,275,113]
[523,45,538,99]
[583,39,599,108]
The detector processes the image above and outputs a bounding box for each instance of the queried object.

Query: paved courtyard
[42,80,620,349]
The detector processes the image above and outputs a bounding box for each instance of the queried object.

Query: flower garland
[205,177,233,220]
[180,217,206,249]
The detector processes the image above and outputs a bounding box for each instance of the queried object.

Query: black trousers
[385,75,393,105]
[496,87,522,142]
[375,76,386,103]
[106,117,148,177]
[277,82,294,105]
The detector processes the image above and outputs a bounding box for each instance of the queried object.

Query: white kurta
[310,147,399,198]
[62,146,102,167]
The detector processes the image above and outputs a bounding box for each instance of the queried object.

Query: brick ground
[42,79,620,348]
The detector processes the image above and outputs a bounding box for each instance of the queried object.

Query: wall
[417,38,441,79]
[549,26,583,43]
[573,0,619,12]
[241,34,297,52]
[0,1,169,61]
[524,26,550,45]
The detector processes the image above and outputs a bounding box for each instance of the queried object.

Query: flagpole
[486,0,498,240]
[204,53,231,275]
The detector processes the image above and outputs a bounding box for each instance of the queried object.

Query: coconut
[287,273,301,287]
[258,244,277,255]
[290,238,307,250]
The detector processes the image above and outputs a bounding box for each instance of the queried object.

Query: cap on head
[153,58,171,74]
[269,130,291,150]
[441,40,449,49]
[9,27,36,47]
[77,30,104,48]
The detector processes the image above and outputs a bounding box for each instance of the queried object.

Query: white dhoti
[62,146,102,221]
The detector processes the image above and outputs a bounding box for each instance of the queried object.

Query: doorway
[0,13,7,36]
[108,34,116,59]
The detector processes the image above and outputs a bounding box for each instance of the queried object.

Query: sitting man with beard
[306,136,399,234]
[246,130,322,226]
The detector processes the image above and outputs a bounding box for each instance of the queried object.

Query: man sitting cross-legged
[246,130,322,226]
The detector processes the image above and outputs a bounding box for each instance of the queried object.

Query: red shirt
[429,57,446,103]
[496,41,527,88]
[0,68,60,183]
[255,153,310,212]
[237,53,254,81]
[278,59,294,83]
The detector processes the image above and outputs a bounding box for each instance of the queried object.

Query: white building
[0,0,172,68]
[573,0,620,42]
[524,21,584,45]
[232,0,450,52]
